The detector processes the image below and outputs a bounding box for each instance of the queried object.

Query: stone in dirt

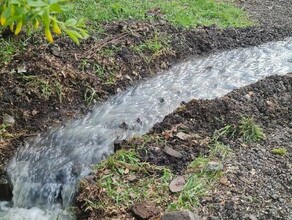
[2,113,15,125]
[160,210,201,220]
[176,132,191,140]
[206,161,223,172]
[169,176,186,192]
[132,202,160,219]
[163,146,182,158]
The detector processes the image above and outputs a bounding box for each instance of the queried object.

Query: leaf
[42,7,50,28]
[65,18,77,27]
[49,3,62,13]
[65,30,80,44]
[27,0,48,7]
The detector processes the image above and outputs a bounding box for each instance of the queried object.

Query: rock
[206,161,223,172]
[176,132,191,140]
[161,210,200,220]
[248,214,258,220]
[169,176,185,192]
[219,177,229,185]
[209,217,220,220]
[163,146,182,158]
[132,202,160,219]
[3,113,15,125]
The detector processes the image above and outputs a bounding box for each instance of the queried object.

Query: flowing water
[1,38,292,219]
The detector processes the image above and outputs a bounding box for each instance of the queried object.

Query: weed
[212,124,236,142]
[92,64,106,79]
[238,117,265,142]
[0,37,26,65]
[0,123,13,140]
[209,142,232,160]
[212,117,265,143]
[169,155,221,210]
[16,72,64,101]
[83,150,172,212]
[84,86,97,105]
[271,148,288,156]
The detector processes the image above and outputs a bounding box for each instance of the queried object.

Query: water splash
[1,38,292,219]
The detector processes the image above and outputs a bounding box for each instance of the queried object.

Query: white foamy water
[1,38,292,219]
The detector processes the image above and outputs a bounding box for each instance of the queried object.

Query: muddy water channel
[1,38,292,219]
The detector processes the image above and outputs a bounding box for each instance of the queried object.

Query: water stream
[1,38,292,219]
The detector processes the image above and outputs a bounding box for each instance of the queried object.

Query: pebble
[206,161,223,172]
[161,210,200,220]
[3,113,15,125]
[163,146,182,158]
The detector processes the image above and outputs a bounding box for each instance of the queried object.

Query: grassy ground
[0,0,253,65]
[69,0,253,30]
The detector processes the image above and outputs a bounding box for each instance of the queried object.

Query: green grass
[238,117,265,142]
[69,0,253,30]
[0,37,24,65]
[80,140,232,215]
[81,150,173,212]
[212,117,265,143]
[271,148,288,156]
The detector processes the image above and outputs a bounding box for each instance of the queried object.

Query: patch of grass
[133,34,167,54]
[271,148,288,156]
[212,117,265,143]
[238,117,265,142]
[69,0,253,30]
[16,72,63,102]
[81,150,173,213]
[209,142,233,160]
[84,86,97,105]
[0,37,26,65]
[0,123,13,140]
[212,124,236,142]
[169,154,223,210]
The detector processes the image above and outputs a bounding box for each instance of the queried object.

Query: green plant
[83,150,172,212]
[0,0,88,44]
[238,117,265,142]
[84,86,97,105]
[69,0,253,29]
[0,123,13,140]
[271,148,288,156]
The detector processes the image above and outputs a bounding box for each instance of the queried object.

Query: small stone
[3,113,15,125]
[127,174,137,182]
[219,177,229,185]
[176,132,191,140]
[248,214,258,220]
[161,210,200,220]
[132,202,160,219]
[206,161,223,172]
[169,176,186,192]
[209,217,220,220]
[163,146,182,158]
[244,94,252,101]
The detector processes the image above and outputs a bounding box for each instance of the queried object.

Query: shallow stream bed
[1,38,292,219]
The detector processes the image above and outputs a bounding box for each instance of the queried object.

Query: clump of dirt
[76,74,291,219]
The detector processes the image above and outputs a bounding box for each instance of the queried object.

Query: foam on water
[1,38,292,219]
